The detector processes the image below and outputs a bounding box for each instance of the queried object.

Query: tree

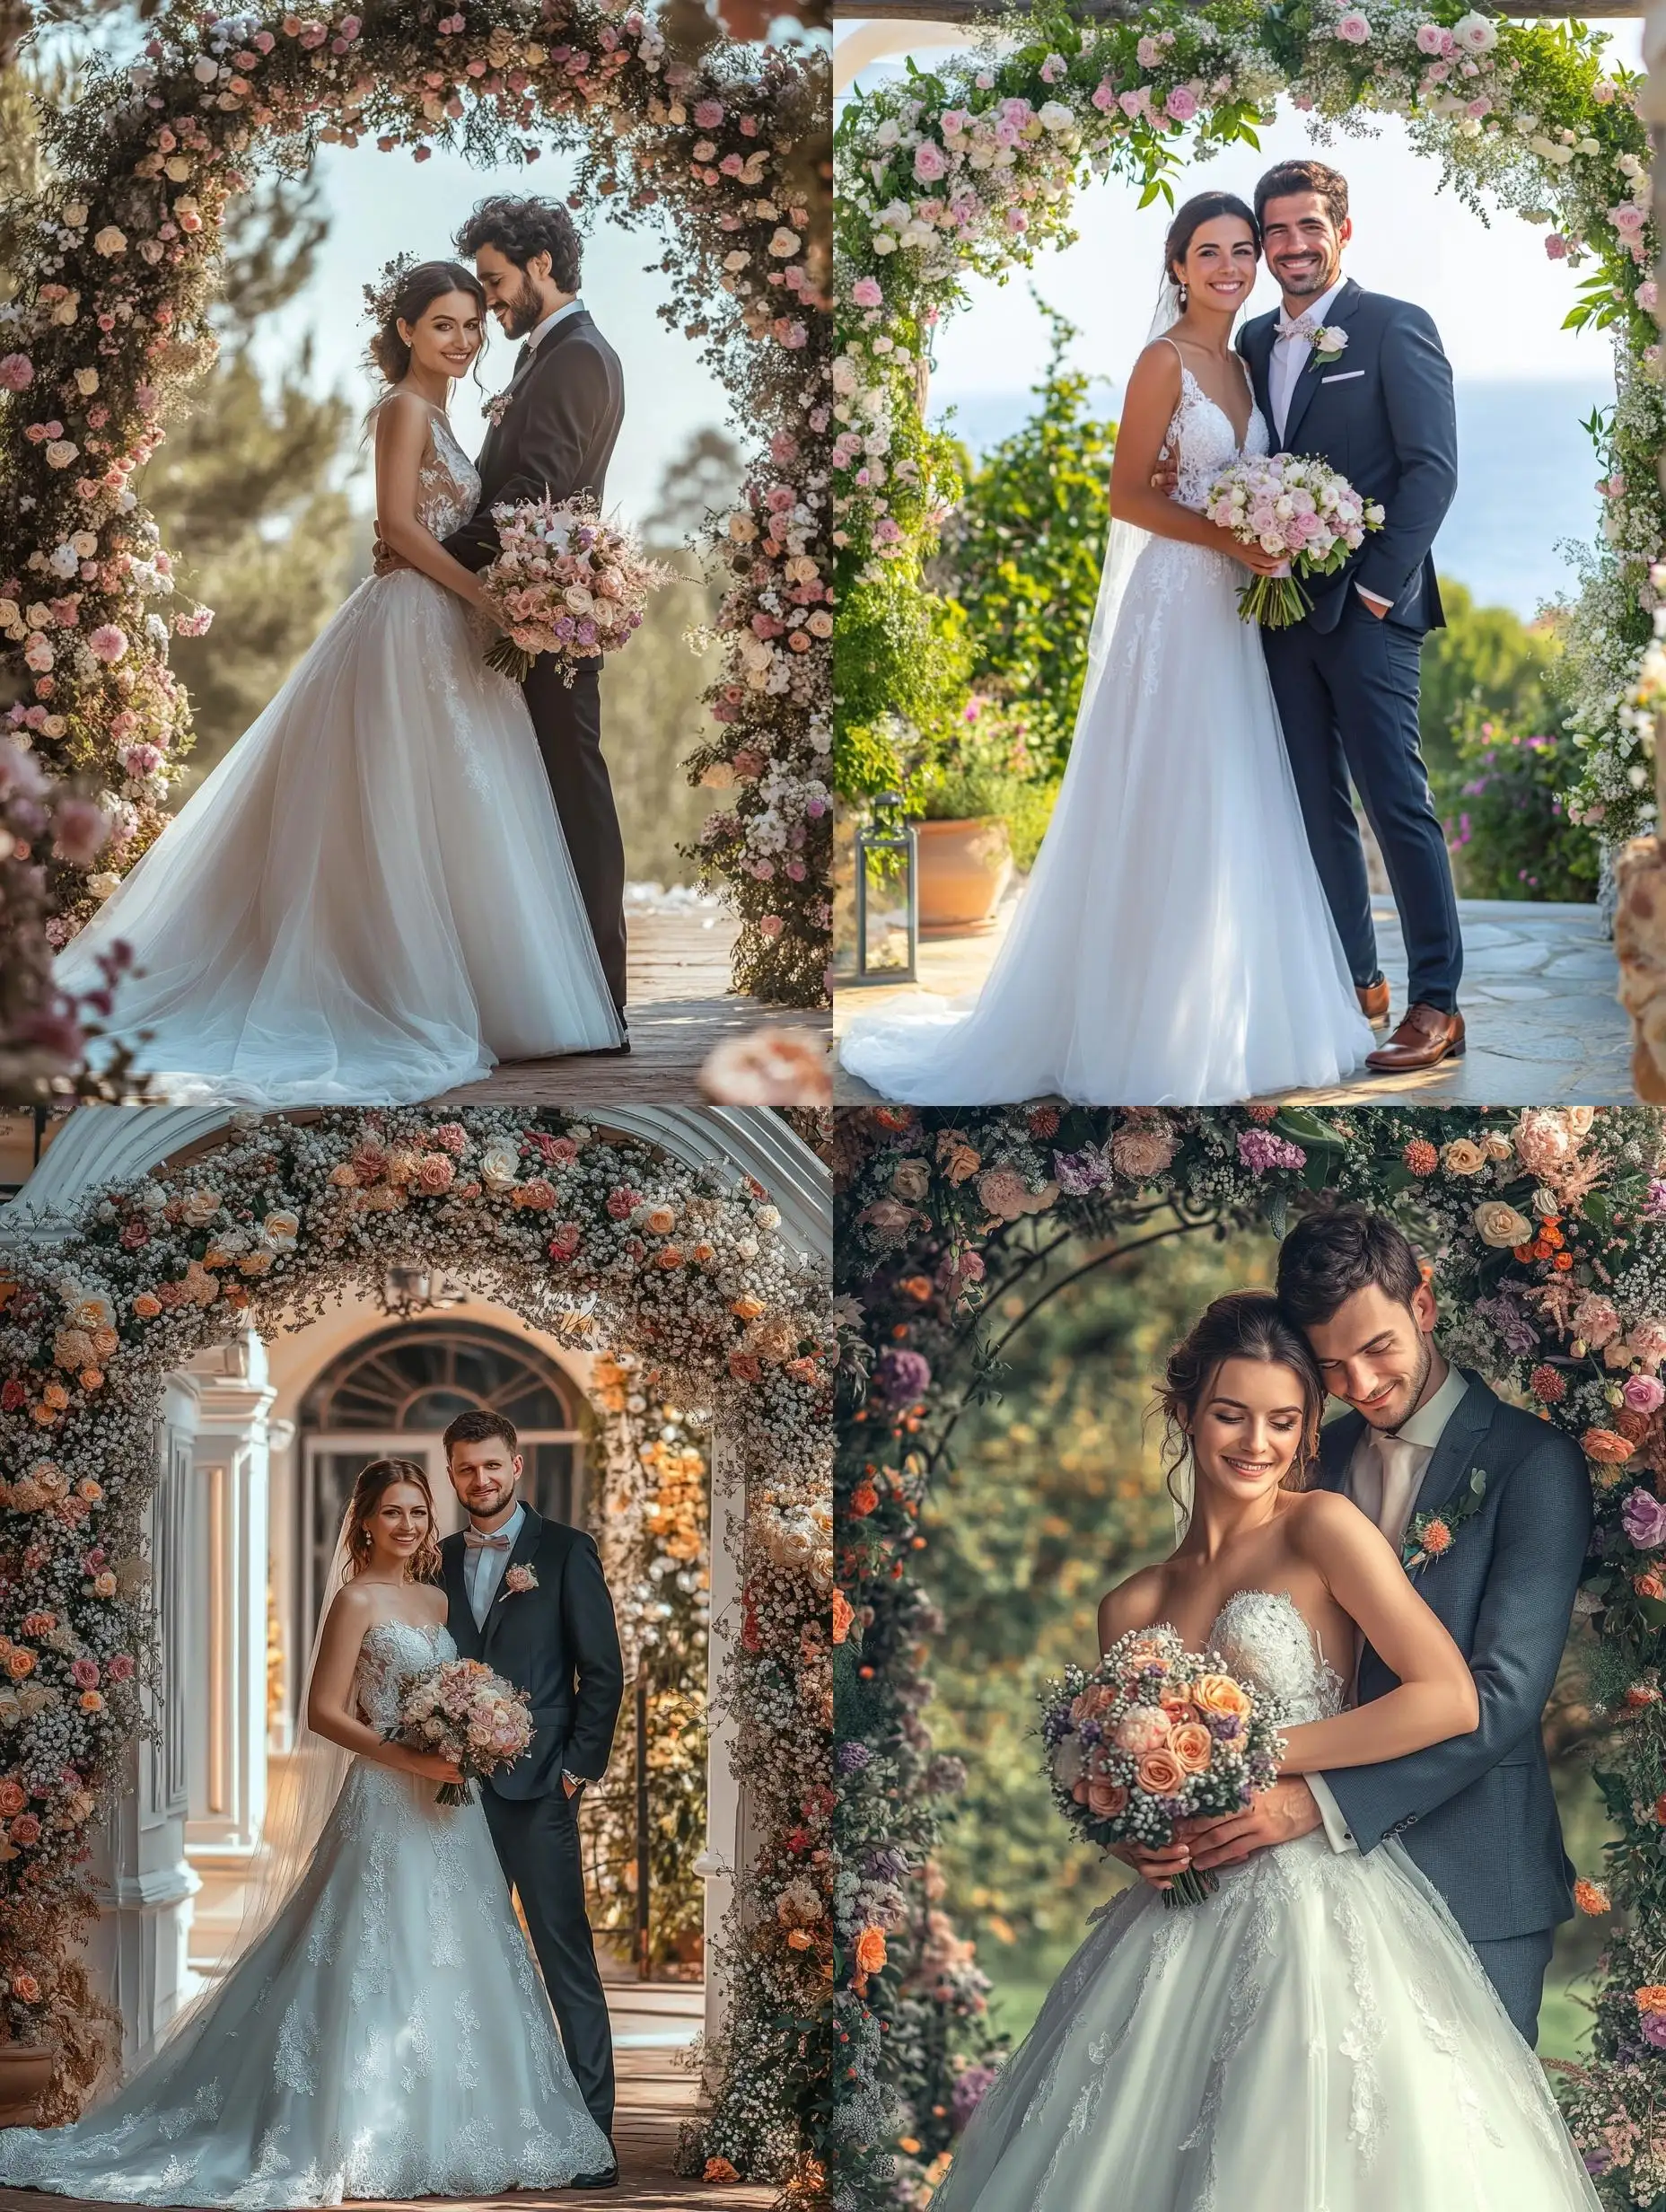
[1419,576,1562,784]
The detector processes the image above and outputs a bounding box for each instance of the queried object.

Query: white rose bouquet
[476,494,675,685]
[1039,1625,1285,1908]
[385,1655,533,1805]
[1203,452,1385,628]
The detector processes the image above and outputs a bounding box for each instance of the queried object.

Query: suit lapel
[441,1536,483,1658]
[481,1502,543,1657]
[1279,276,1363,451]
[1405,1369,1496,1529]
[1315,1408,1363,1495]
[1241,313,1277,441]
[478,309,593,475]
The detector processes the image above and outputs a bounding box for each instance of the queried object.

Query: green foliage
[1441,707,1602,905]
[605,552,728,885]
[834,572,971,803]
[947,299,1116,776]
[1419,576,1563,784]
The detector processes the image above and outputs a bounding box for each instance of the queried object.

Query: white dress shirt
[1309,1362,1471,1853]
[523,295,584,354]
[1268,276,1390,614]
[464,1499,525,1630]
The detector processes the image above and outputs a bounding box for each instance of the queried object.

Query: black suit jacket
[440,1504,625,1800]
[443,306,626,574]
[1237,277,1456,636]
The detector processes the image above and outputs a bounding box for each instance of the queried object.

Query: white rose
[164,156,193,182]
[87,873,121,900]
[1038,101,1074,132]
[92,225,127,256]
[480,1139,521,1189]
[75,368,99,396]
[63,201,87,228]
[1474,1200,1533,1250]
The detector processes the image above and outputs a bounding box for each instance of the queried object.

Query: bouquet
[1038,1625,1285,1908]
[1203,453,1385,628]
[385,1656,533,1805]
[477,494,675,684]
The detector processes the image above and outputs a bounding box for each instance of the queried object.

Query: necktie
[513,340,531,374]
[1374,1435,1424,1556]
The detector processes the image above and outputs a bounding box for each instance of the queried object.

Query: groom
[441,196,630,1034]
[1180,1206,1591,2044]
[1241,161,1465,1074]
[439,1409,626,2185]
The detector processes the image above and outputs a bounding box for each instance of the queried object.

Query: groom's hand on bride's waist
[1181,1778,1323,1871]
[1148,453,1179,499]
[371,523,412,577]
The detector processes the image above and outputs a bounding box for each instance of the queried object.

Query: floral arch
[0,1103,832,2190]
[0,0,831,1010]
[834,1103,1666,2210]
[831,0,1663,843]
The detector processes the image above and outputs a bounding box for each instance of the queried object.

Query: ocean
[927,375,1618,623]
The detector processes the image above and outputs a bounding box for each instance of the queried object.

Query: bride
[56,259,623,1106]
[839,193,1373,1108]
[0,1458,615,2207]
[929,1294,1600,2211]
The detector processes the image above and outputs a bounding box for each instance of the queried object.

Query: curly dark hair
[1275,1204,1424,1330]
[453,196,583,291]
[1254,158,1350,232]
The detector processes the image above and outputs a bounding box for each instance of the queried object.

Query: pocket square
[1320,371,1364,383]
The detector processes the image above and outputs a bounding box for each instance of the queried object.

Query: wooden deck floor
[440,907,829,1106]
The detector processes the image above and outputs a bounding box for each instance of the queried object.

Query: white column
[695,1433,755,2067]
[180,1328,276,1862]
[82,1374,201,2072]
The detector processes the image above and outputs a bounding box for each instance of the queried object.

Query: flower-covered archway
[834,1103,1666,2210]
[832,1,1662,844]
[0,0,831,1014]
[0,1105,831,2189]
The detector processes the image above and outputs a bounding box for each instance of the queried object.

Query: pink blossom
[1640,281,1660,313]
[1416,22,1444,52]
[1611,205,1646,238]
[913,140,948,183]
[88,624,128,664]
[1544,233,1568,260]
[1625,1375,1666,1417]
[1165,85,1198,122]
[694,99,724,127]
[0,354,33,391]
[53,799,110,865]
[758,914,784,940]
[1335,12,1371,43]
[851,276,882,309]
[1039,52,1065,83]
[1091,81,1117,111]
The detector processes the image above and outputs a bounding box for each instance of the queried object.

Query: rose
[1169,1722,1214,1774]
[1473,1201,1532,1250]
[1625,1375,1666,1418]
[1136,1749,1186,1795]
[1193,1674,1251,1719]
[1113,1705,1171,1755]
[1624,1489,1666,1549]
[0,1782,25,1817]
[1086,1778,1128,1819]
[1335,12,1371,42]
[1586,1428,1636,1464]
[479,1140,520,1189]
[854,1926,887,1976]
[1440,1139,1486,1176]
[890,1158,931,1203]
[416,1154,455,1194]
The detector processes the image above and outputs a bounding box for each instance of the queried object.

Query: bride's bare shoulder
[1097,1563,1169,1655]
[1284,1486,1377,1558]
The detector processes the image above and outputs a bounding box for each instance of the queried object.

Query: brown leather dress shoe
[1365,1004,1465,1073]
[1357,978,1391,1026]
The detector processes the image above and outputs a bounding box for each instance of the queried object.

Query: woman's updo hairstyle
[1155,1290,1325,1515]
[1162,189,1260,309]
[363,255,487,386]
[342,1455,443,1585]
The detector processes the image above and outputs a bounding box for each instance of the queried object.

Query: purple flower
[1644,2014,1666,2050]
[836,1741,872,1775]
[1622,1488,1666,1549]
[872,1347,933,1405]
[952,2064,1000,2129]
[1584,2150,1613,2176]
[1236,1128,1306,1175]
[1645,1179,1666,1222]
[1474,1293,1539,1360]
[1054,1144,1111,1197]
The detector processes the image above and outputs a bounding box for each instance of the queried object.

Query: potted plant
[914,695,1048,936]
[0,2036,57,2128]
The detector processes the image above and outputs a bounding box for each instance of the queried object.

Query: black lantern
[852,793,918,985]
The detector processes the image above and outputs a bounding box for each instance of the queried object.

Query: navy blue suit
[1239,280,1463,1011]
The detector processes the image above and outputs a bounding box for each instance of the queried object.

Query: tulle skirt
[57,570,622,1105]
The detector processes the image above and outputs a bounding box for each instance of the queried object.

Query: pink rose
[1165,85,1197,122]
[1625,1375,1666,1417]
[913,141,949,183]
[1336,12,1371,42]
[1416,22,1444,52]
[851,276,882,309]
[1091,81,1116,111]
[71,1657,100,1689]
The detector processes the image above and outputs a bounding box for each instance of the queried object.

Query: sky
[835,19,1646,400]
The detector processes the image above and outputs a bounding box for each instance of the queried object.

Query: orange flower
[1136,1749,1185,1795]
[1553,1252,1574,1272]
[899,1276,934,1304]
[849,1482,879,1517]
[785,1928,814,1950]
[1086,1778,1128,1819]
[1193,1674,1251,1720]
[854,1926,888,1977]
[1403,1138,1438,1175]
[1585,1428,1636,1463]
[832,1589,855,1645]
[4,1650,35,1681]
[704,2157,740,2183]
[1636,1986,1666,2014]
[10,1973,39,2004]
[132,1292,162,1319]
[1169,1722,1214,1774]
[898,2136,922,2156]
[1574,1878,1611,1916]
[1653,1792,1666,1825]
[79,1690,103,1712]
[1419,1519,1453,1558]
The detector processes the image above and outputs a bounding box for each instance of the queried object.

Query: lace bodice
[416,409,481,538]
[1202,1589,1346,1726]
[352,1617,454,1733]
[1166,359,1269,512]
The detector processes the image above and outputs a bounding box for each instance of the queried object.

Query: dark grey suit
[1315,1371,1591,2041]
[443,307,629,1015]
[1239,279,1462,1011]
[441,1505,625,2130]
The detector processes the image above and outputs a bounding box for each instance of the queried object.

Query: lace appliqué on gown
[0,1617,612,2208]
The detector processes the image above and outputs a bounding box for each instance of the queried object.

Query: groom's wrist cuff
[1355,584,1393,612]
[1307,1773,1360,1855]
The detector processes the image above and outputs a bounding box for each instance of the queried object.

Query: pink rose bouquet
[1039,1625,1285,1908]
[385,1655,533,1805]
[476,494,675,685]
[1203,452,1385,628]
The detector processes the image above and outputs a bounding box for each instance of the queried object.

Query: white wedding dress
[928,1591,1600,2212]
[56,407,623,1104]
[0,1619,613,2208]
[839,364,1374,1106]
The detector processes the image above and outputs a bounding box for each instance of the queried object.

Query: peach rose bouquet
[1039,1625,1285,1909]
[385,1656,533,1805]
[477,494,675,685]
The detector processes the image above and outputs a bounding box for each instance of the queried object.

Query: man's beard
[501,276,545,339]
[1273,255,1339,301]
[1359,1332,1433,1431]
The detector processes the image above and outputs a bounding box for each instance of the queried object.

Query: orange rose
[705,2158,740,2183]
[1136,1750,1185,1795]
[1574,1878,1611,1916]
[832,1589,855,1645]
[1086,1778,1128,1819]
[5,1650,36,1681]
[785,1927,814,1950]
[79,1690,103,1712]
[1169,1723,1214,1774]
[1586,1428,1636,1463]
[132,1292,162,1319]
[854,1926,888,1977]
[10,1973,39,2004]
[1159,1694,1199,1721]
[1636,1986,1666,2014]
[1193,1674,1251,1720]
[849,1482,879,1517]
[1635,1573,1666,1602]
[0,1781,25,1817]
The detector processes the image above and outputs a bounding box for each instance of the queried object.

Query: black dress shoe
[566,2148,618,2189]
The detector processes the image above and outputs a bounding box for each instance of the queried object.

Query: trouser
[1470,1926,1557,2047]
[522,654,628,1017]
[483,1783,615,2134]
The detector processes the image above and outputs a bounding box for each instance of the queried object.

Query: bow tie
[464,1529,513,1550]
[1276,312,1320,342]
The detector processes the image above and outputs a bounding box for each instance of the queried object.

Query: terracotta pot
[0,2041,57,2128]
[916,815,1013,938]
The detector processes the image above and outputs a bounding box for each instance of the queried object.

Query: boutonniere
[1311,326,1348,363]
[502,1564,539,1597]
[485,390,513,427]
[1401,1469,1487,1576]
